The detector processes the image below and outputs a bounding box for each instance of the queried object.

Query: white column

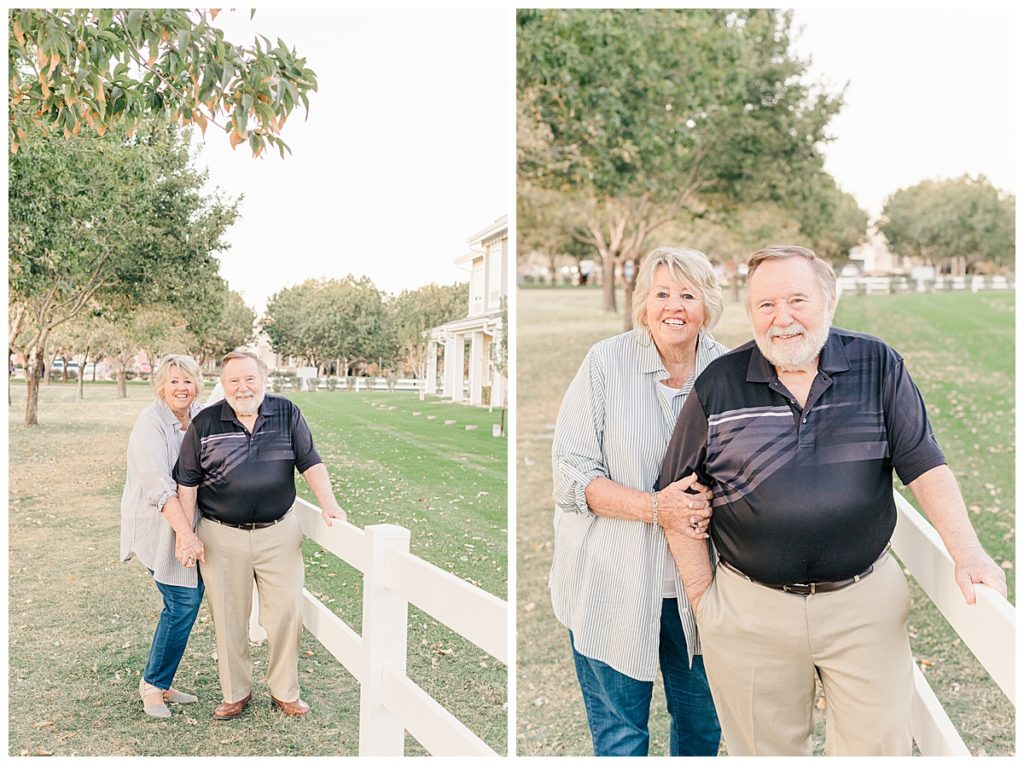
[358,524,411,756]
[425,340,438,395]
[443,335,458,399]
[490,371,505,410]
[468,331,484,406]
[447,334,465,402]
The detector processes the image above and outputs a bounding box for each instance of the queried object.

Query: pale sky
[790,7,1015,220]
[193,9,509,314]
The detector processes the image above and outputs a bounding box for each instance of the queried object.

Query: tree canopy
[262,277,394,374]
[9,121,239,423]
[386,282,469,376]
[879,176,1015,270]
[8,8,316,157]
[518,8,852,322]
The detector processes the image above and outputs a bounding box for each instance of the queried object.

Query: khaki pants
[197,512,305,704]
[696,553,913,756]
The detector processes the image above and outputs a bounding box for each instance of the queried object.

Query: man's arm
[659,389,716,613]
[174,485,204,566]
[907,464,1007,604]
[301,463,347,527]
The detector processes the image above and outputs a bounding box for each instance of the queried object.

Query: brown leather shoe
[271,695,311,717]
[213,693,252,721]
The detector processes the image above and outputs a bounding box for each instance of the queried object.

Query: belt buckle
[783,582,814,596]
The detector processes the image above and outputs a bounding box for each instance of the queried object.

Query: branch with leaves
[9,8,316,157]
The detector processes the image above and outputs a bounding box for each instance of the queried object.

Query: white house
[426,216,507,407]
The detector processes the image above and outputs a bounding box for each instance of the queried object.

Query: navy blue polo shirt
[658,327,946,584]
[173,394,323,525]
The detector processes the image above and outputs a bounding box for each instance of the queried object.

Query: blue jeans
[570,598,721,756]
[142,573,204,690]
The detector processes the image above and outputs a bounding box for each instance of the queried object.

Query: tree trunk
[116,367,127,399]
[60,354,69,383]
[43,350,54,385]
[24,348,43,426]
[621,256,639,332]
[602,253,617,313]
[77,347,89,400]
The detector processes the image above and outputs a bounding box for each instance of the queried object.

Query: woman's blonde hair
[632,247,724,333]
[153,354,204,401]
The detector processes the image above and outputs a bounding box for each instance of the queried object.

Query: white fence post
[359,524,411,756]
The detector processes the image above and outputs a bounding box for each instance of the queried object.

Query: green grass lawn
[516,287,1014,756]
[8,384,507,756]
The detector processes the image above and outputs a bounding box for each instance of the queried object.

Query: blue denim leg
[659,598,721,756]
[570,631,654,756]
[142,573,205,690]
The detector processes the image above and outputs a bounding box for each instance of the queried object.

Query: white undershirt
[657,381,683,598]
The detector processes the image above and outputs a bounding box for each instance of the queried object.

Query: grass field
[8,385,507,756]
[516,287,1014,756]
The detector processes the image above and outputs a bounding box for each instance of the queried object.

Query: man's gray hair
[220,349,268,379]
[153,354,204,400]
[746,245,837,308]
[632,247,724,333]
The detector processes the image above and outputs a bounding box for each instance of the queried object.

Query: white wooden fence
[890,490,1015,755]
[248,497,507,756]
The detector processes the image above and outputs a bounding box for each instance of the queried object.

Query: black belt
[718,554,881,596]
[203,511,290,531]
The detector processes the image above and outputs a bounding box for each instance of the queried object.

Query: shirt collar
[635,327,718,376]
[746,327,850,382]
[157,398,202,426]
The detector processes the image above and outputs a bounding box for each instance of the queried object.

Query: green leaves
[8,9,317,158]
[880,177,1015,269]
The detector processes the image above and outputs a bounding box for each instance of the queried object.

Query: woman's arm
[585,475,711,537]
[159,493,204,565]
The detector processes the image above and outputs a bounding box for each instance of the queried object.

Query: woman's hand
[657,474,713,539]
[175,533,205,568]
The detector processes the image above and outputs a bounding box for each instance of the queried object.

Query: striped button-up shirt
[550,328,728,680]
[120,399,203,588]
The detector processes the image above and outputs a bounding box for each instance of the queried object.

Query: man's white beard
[228,391,264,416]
[755,312,831,372]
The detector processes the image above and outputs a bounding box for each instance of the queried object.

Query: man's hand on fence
[321,503,347,527]
[954,549,1007,604]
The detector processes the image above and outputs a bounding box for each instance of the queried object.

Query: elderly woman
[550,247,729,756]
[120,354,207,718]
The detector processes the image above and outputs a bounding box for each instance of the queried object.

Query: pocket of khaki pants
[695,574,716,623]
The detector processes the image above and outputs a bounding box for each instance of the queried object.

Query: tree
[385,283,469,376]
[9,122,238,424]
[879,176,1015,272]
[518,9,844,326]
[9,9,316,158]
[189,288,256,366]
[262,277,393,376]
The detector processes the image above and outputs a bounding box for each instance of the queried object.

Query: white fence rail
[248,497,507,756]
[890,490,1015,755]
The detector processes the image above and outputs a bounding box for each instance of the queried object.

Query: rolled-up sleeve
[551,349,608,514]
[127,415,176,511]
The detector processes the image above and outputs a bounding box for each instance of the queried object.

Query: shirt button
[802,418,807,423]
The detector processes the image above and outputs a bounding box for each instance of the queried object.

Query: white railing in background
[248,497,507,756]
[837,275,1015,296]
[890,490,1015,756]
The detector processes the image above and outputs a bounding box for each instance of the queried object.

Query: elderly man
[657,246,1006,756]
[174,350,346,720]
